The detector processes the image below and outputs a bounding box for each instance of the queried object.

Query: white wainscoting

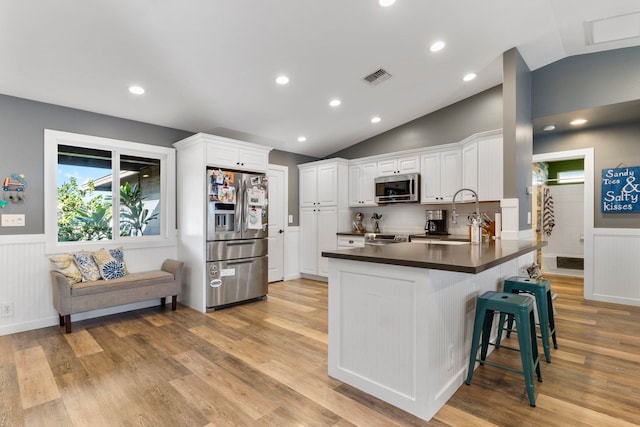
[589,228,640,306]
[284,226,301,280]
[0,235,177,336]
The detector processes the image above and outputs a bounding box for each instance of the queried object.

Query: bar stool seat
[466,290,542,407]
[496,276,558,363]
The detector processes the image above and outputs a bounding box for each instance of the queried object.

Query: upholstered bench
[50,258,183,333]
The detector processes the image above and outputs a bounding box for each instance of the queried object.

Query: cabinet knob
[349,240,354,244]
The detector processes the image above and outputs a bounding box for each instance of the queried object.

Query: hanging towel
[543,187,555,237]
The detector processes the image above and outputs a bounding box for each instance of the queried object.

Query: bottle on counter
[470,218,481,244]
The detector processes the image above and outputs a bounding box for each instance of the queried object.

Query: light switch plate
[288,214,294,224]
[1,214,25,227]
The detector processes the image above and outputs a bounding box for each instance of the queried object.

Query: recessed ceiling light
[275,75,289,85]
[129,85,145,95]
[430,41,445,52]
[329,99,341,107]
[462,73,477,82]
[297,136,307,142]
[570,118,588,126]
[543,125,556,131]
[371,116,381,123]
[379,0,396,7]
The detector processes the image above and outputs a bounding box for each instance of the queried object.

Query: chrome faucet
[451,188,480,224]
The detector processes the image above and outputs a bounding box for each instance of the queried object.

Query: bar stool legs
[496,276,558,362]
[466,291,542,407]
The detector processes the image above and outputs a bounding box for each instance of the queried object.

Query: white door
[267,165,287,282]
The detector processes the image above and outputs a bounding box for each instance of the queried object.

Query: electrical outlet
[1,302,14,318]
[527,211,532,225]
[447,344,454,371]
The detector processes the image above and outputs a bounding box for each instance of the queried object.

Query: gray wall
[269,149,317,226]
[330,85,503,159]
[532,46,640,119]
[0,94,192,235]
[532,45,640,229]
[534,122,640,228]
[503,48,533,230]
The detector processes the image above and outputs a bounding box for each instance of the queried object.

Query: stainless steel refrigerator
[206,168,268,310]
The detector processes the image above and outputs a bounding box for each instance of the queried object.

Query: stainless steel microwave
[374,173,420,204]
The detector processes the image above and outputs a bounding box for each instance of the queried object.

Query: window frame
[44,129,176,254]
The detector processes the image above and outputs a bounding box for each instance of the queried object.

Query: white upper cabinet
[299,159,349,208]
[203,137,270,172]
[377,154,420,176]
[421,148,461,203]
[348,161,377,207]
[462,133,503,201]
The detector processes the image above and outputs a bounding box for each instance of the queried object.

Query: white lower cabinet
[300,207,338,277]
[337,235,365,250]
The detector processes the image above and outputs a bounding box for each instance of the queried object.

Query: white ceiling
[1,0,640,157]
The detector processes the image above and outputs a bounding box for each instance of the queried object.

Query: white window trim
[44,129,176,254]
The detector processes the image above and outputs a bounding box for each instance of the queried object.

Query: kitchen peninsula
[322,239,543,421]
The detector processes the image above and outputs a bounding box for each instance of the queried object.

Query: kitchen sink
[410,240,470,245]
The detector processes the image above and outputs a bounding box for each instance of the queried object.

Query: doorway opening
[533,159,585,277]
[532,148,594,300]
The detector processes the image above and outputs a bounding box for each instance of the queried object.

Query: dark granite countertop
[322,239,545,274]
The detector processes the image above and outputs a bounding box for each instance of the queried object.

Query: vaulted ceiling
[1,1,639,157]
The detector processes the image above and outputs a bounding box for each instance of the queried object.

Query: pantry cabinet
[421,148,461,203]
[299,159,350,278]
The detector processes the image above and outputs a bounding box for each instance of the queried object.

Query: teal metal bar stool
[496,276,558,363]
[466,291,542,407]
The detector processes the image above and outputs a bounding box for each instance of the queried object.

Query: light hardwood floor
[1,276,640,426]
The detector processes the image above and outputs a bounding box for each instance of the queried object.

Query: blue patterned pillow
[92,248,127,280]
[108,247,128,274]
[72,251,101,282]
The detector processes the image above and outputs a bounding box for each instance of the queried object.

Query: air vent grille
[363,68,392,86]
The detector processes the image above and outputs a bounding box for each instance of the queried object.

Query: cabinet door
[440,149,462,202]
[299,208,318,274]
[300,168,318,207]
[360,162,378,205]
[377,158,398,176]
[206,144,239,168]
[421,152,442,203]
[316,163,338,206]
[317,207,338,277]
[397,155,420,174]
[478,137,503,201]
[239,148,269,172]
[348,164,362,207]
[461,143,478,201]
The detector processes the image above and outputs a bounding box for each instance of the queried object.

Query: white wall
[0,234,177,336]
[542,184,584,276]
[348,202,500,236]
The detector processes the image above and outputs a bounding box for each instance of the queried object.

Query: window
[45,130,175,253]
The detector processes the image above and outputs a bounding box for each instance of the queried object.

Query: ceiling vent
[363,68,392,86]
[585,11,640,45]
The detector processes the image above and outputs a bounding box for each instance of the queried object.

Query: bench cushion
[70,270,175,297]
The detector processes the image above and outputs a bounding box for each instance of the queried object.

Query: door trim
[533,148,594,300]
[267,164,289,282]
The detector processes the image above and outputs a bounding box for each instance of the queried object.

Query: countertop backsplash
[349,201,501,236]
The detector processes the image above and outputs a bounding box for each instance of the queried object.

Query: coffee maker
[425,210,449,235]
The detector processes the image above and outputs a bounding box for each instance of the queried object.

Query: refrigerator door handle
[226,241,256,246]
[226,259,255,266]
[242,179,249,233]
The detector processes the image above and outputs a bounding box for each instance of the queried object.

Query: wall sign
[601,166,640,213]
